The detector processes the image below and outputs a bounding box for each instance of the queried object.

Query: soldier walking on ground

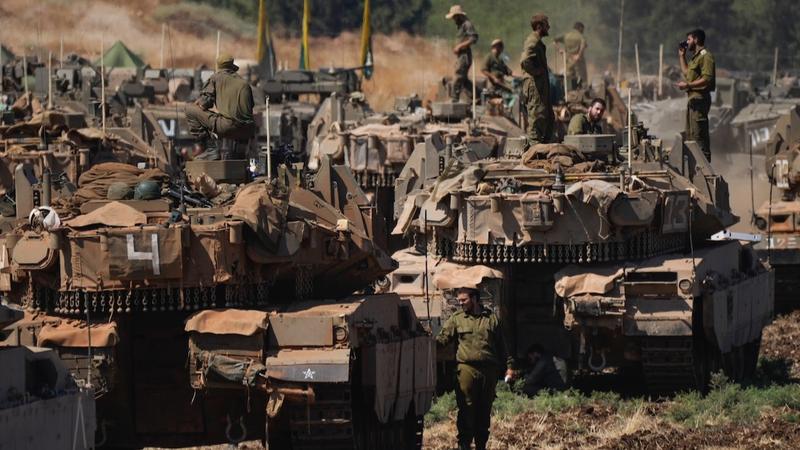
[520,13,555,144]
[185,54,255,160]
[677,29,715,161]
[554,22,588,89]
[446,5,478,102]
[482,39,512,94]
[436,287,515,450]
[567,98,606,135]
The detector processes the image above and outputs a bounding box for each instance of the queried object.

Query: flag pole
[101,39,106,134]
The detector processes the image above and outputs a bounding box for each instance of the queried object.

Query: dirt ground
[424,311,800,450]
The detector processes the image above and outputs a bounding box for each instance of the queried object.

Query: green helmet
[133,180,161,200]
[107,182,132,200]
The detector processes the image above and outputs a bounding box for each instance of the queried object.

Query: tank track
[773,265,800,314]
[285,384,423,450]
[287,384,355,450]
[640,337,702,394]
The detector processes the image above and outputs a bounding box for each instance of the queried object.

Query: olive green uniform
[436,308,513,450]
[452,19,478,102]
[684,48,715,161]
[186,68,255,159]
[567,113,603,135]
[482,52,511,93]
[520,30,554,144]
[554,30,587,88]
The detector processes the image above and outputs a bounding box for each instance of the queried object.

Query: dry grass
[0,0,452,110]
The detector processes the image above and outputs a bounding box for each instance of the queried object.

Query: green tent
[0,44,15,62]
[94,40,145,68]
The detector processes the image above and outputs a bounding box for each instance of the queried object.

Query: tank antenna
[266,96,272,179]
[471,59,477,122]
[423,210,431,325]
[100,38,106,134]
[627,87,632,170]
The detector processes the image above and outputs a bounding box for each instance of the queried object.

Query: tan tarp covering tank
[65,201,146,228]
[38,320,119,347]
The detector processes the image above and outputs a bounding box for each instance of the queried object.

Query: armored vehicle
[753,105,800,312]
[391,125,773,394]
[633,76,752,157]
[0,303,97,449]
[727,74,800,155]
[1,104,434,447]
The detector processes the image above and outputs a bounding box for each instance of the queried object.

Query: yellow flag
[359,0,373,79]
[299,0,310,70]
[256,0,277,78]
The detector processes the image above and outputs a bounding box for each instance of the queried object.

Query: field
[425,311,800,449]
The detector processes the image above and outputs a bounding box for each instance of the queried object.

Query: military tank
[392,123,773,394]
[0,302,97,449]
[753,105,800,313]
[1,103,434,448]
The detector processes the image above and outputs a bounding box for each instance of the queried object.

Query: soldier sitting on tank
[521,343,567,397]
[436,287,515,450]
[482,39,513,95]
[185,54,255,161]
[567,98,606,135]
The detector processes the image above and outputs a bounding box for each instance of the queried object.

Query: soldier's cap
[216,53,239,71]
[445,4,467,19]
[491,39,504,48]
[531,13,550,25]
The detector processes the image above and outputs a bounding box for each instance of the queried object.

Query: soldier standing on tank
[567,98,606,135]
[436,287,515,450]
[482,39,512,94]
[185,54,255,160]
[554,22,588,89]
[446,5,479,102]
[520,13,555,145]
[677,29,715,162]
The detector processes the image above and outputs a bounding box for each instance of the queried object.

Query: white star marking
[302,368,315,380]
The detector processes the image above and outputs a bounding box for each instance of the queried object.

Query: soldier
[446,5,478,102]
[436,287,515,450]
[520,13,555,144]
[482,39,512,94]
[677,28,715,161]
[521,343,567,397]
[185,54,255,160]
[567,98,606,135]
[554,22,588,89]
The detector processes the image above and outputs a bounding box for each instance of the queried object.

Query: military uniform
[452,19,478,102]
[567,112,602,135]
[554,30,587,88]
[482,52,511,92]
[684,48,715,161]
[186,66,255,160]
[436,308,513,450]
[521,353,567,397]
[520,30,554,144]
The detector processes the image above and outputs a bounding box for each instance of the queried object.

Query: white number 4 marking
[127,234,161,275]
